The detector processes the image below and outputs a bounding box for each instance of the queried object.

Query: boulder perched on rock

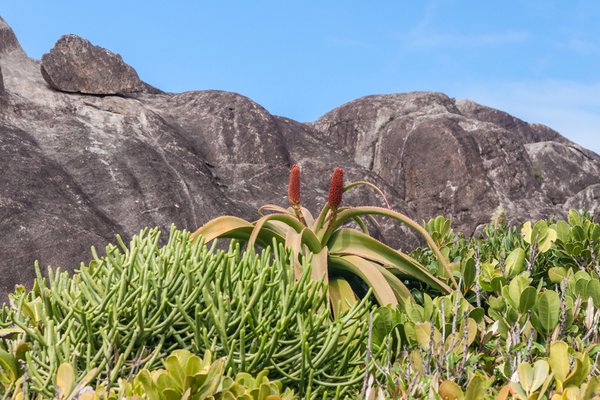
[0,16,599,298]
[40,34,157,95]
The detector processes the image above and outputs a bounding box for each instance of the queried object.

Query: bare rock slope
[1,17,599,296]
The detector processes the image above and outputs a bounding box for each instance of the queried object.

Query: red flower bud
[328,167,344,210]
[288,164,301,206]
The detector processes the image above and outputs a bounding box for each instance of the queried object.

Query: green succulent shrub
[191,165,457,317]
[0,228,371,398]
[45,349,295,400]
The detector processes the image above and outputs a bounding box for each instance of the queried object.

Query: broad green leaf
[519,286,538,313]
[522,221,533,244]
[56,363,75,399]
[537,290,560,334]
[517,362,534,394]
[537,226,557,253]
[465,375,486,400]
[0,349,17,384]
[568,209,582,226]
[548,267,568,284]
[549,341,570,384]
[372,307,402,346]
[164,354,186,389]
[505,248,525,277]
[439,380,464,400]
[583,377,600,399]
[69,368,99,400]
[531,360,550,394]
[414,322,441,350]
[506,276,530,311]
[555,220,571,242]
[462,258,476,291]
[564,359,586,387]
[585,279,600,307]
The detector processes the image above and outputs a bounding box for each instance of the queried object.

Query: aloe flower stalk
[325,167,344,231]
[288,164,301,206]
[288,164,306,226]
[328,167,344,210]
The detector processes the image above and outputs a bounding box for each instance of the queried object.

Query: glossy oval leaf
[505,248,525,277]
[439,380,465,400]
[549,341,570,384]
[537,290,560,334]
[519,286,538,313]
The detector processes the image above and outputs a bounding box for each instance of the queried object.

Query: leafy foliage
[0,228,370,398]
[190,165,456,318]
[0,201,599,399]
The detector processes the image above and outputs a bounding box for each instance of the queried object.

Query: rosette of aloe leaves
[191,165,457,317]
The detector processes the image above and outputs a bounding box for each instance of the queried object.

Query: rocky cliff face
[1,17,598,296]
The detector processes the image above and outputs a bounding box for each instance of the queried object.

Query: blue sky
[3,1,599,153]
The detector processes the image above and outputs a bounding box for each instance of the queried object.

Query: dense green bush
[0,228,371,398]
[366,210,600,399]
[0,209,599,399]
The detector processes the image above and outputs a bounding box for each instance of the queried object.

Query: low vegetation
[0,165,598,399]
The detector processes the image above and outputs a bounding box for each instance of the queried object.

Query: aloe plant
[191,165,456,316]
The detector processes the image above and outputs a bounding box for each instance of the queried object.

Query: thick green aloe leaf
[328,228,451,294]
[329,255,399,306]
[190,215,281,248]
[329,277,357,318]
[326,206,457,288]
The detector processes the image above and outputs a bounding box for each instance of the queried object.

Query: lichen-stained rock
[311,92,597,233]
[40,34,157,95]
[525,141,600,205]
[0,126,121,295]
[146,90,292,188]
[564,184,600,217]
[455,99,566,145]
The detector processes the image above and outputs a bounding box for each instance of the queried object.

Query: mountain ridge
[1,16,598,296]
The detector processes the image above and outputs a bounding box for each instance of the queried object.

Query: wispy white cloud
[458,80,600,154]
[404,30,530,49]
[555,37,600,54]
[400,1,529,49]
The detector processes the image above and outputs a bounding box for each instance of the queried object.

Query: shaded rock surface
[0,17,599,296]
[40,34,158,95]
[312,93,600,231]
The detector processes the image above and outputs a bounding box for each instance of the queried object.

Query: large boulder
[0,16,599,297]
[311,92,595,233]
[40,34,157,95]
